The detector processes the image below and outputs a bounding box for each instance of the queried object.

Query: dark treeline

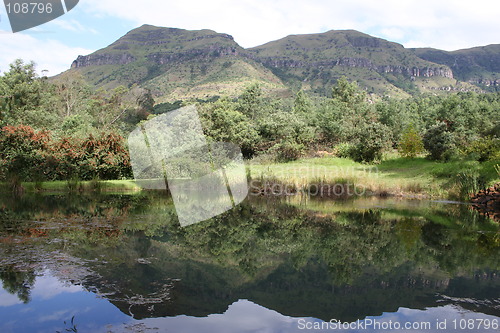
[0,59,499,182]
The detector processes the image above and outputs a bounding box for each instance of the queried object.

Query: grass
[4,157,498,199]
[248,156,500,199]
[4,179,142,194]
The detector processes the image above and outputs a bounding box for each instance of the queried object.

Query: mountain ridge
[411,44,500,89]
[65,24,500,100]
[245,29,457,96]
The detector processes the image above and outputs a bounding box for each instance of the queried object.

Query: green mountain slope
[69,25,289,102]
[65,25,499,100]
[412,45,500,92]
[246,30,460,97]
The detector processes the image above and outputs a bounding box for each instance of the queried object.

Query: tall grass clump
[454,168,486,200]
[66,176,81,192]
[7,174,24,196]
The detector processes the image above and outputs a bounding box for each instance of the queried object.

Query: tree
[0,59,56,128]
[399,124,425,158]
[270,139,305,162]
[135,88,154,118]
[318,77,377,144]
[376,99,422,145]
[331,76,365,106]
[236,83,263,119]
[423,122,456,161]
[117,86,155,134]
[257,109,315,161]
[293,90,312,114]
[200,98,260,157]
[257,110,314,145]
[0,76,8,118]
[53,71,92,118]
[0,267,36,304]
[89,85,130,130]
[350,122,392,163]
[78,132,132,180]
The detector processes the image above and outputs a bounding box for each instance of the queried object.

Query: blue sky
[0,0,499,76]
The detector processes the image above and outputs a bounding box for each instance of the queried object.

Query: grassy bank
[248,156,500,200]
[1,179,142,194]
[3,156,498,200]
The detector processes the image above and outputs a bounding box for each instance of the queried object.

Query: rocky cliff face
[71,53,136,68]
[147,46,239,65]
[412,45,500,90]
[248,55,453,79]
[468,79,500,87]
[72,46,239,69]
[72,49,453,81]
[71,25,242,69]
[242,30,457,95]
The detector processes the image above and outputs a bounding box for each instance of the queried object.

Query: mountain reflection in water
[0,193,499,332]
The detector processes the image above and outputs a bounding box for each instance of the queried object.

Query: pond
[0,192,499,332]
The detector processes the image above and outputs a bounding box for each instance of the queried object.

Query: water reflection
[0,266,35,304]
[0,193,499,332]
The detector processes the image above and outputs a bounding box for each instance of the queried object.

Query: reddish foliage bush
[0,125,132,181]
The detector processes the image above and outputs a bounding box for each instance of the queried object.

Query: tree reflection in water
[0,193,498,326]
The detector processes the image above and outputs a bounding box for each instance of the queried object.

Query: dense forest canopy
[0,59,499,183]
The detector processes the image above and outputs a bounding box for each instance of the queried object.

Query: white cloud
[378,27,406,42]
[0,31,93,75]
[49,19,98,34]
[80,0,500,50]
[37,309,72,323]
[133,299,302,333]
[0,288,23,307]
[31,273,83,300]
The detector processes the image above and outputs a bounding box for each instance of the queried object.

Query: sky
[0,0,499,76]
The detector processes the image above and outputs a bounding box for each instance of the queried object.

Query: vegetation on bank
[249,156,500,200]
[0,59,499,200]
[3,156,497,200]
[0,179,141,194]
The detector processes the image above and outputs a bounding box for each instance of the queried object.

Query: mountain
[70,25,289,102]
[412,45,500,91]
[66,25,500,100]
[246,29,459,97]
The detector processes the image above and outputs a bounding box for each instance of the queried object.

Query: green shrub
[462,137,500,162]
[350,122,392,163]
[66,176,81,192]
[398,124,425,158]
[423,122,456,161]
[271,140,305,162]
[334,142,353,158]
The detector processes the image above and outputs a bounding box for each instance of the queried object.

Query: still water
[0,192,498,332]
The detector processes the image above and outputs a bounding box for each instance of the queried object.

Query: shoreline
[1,156,498,203]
